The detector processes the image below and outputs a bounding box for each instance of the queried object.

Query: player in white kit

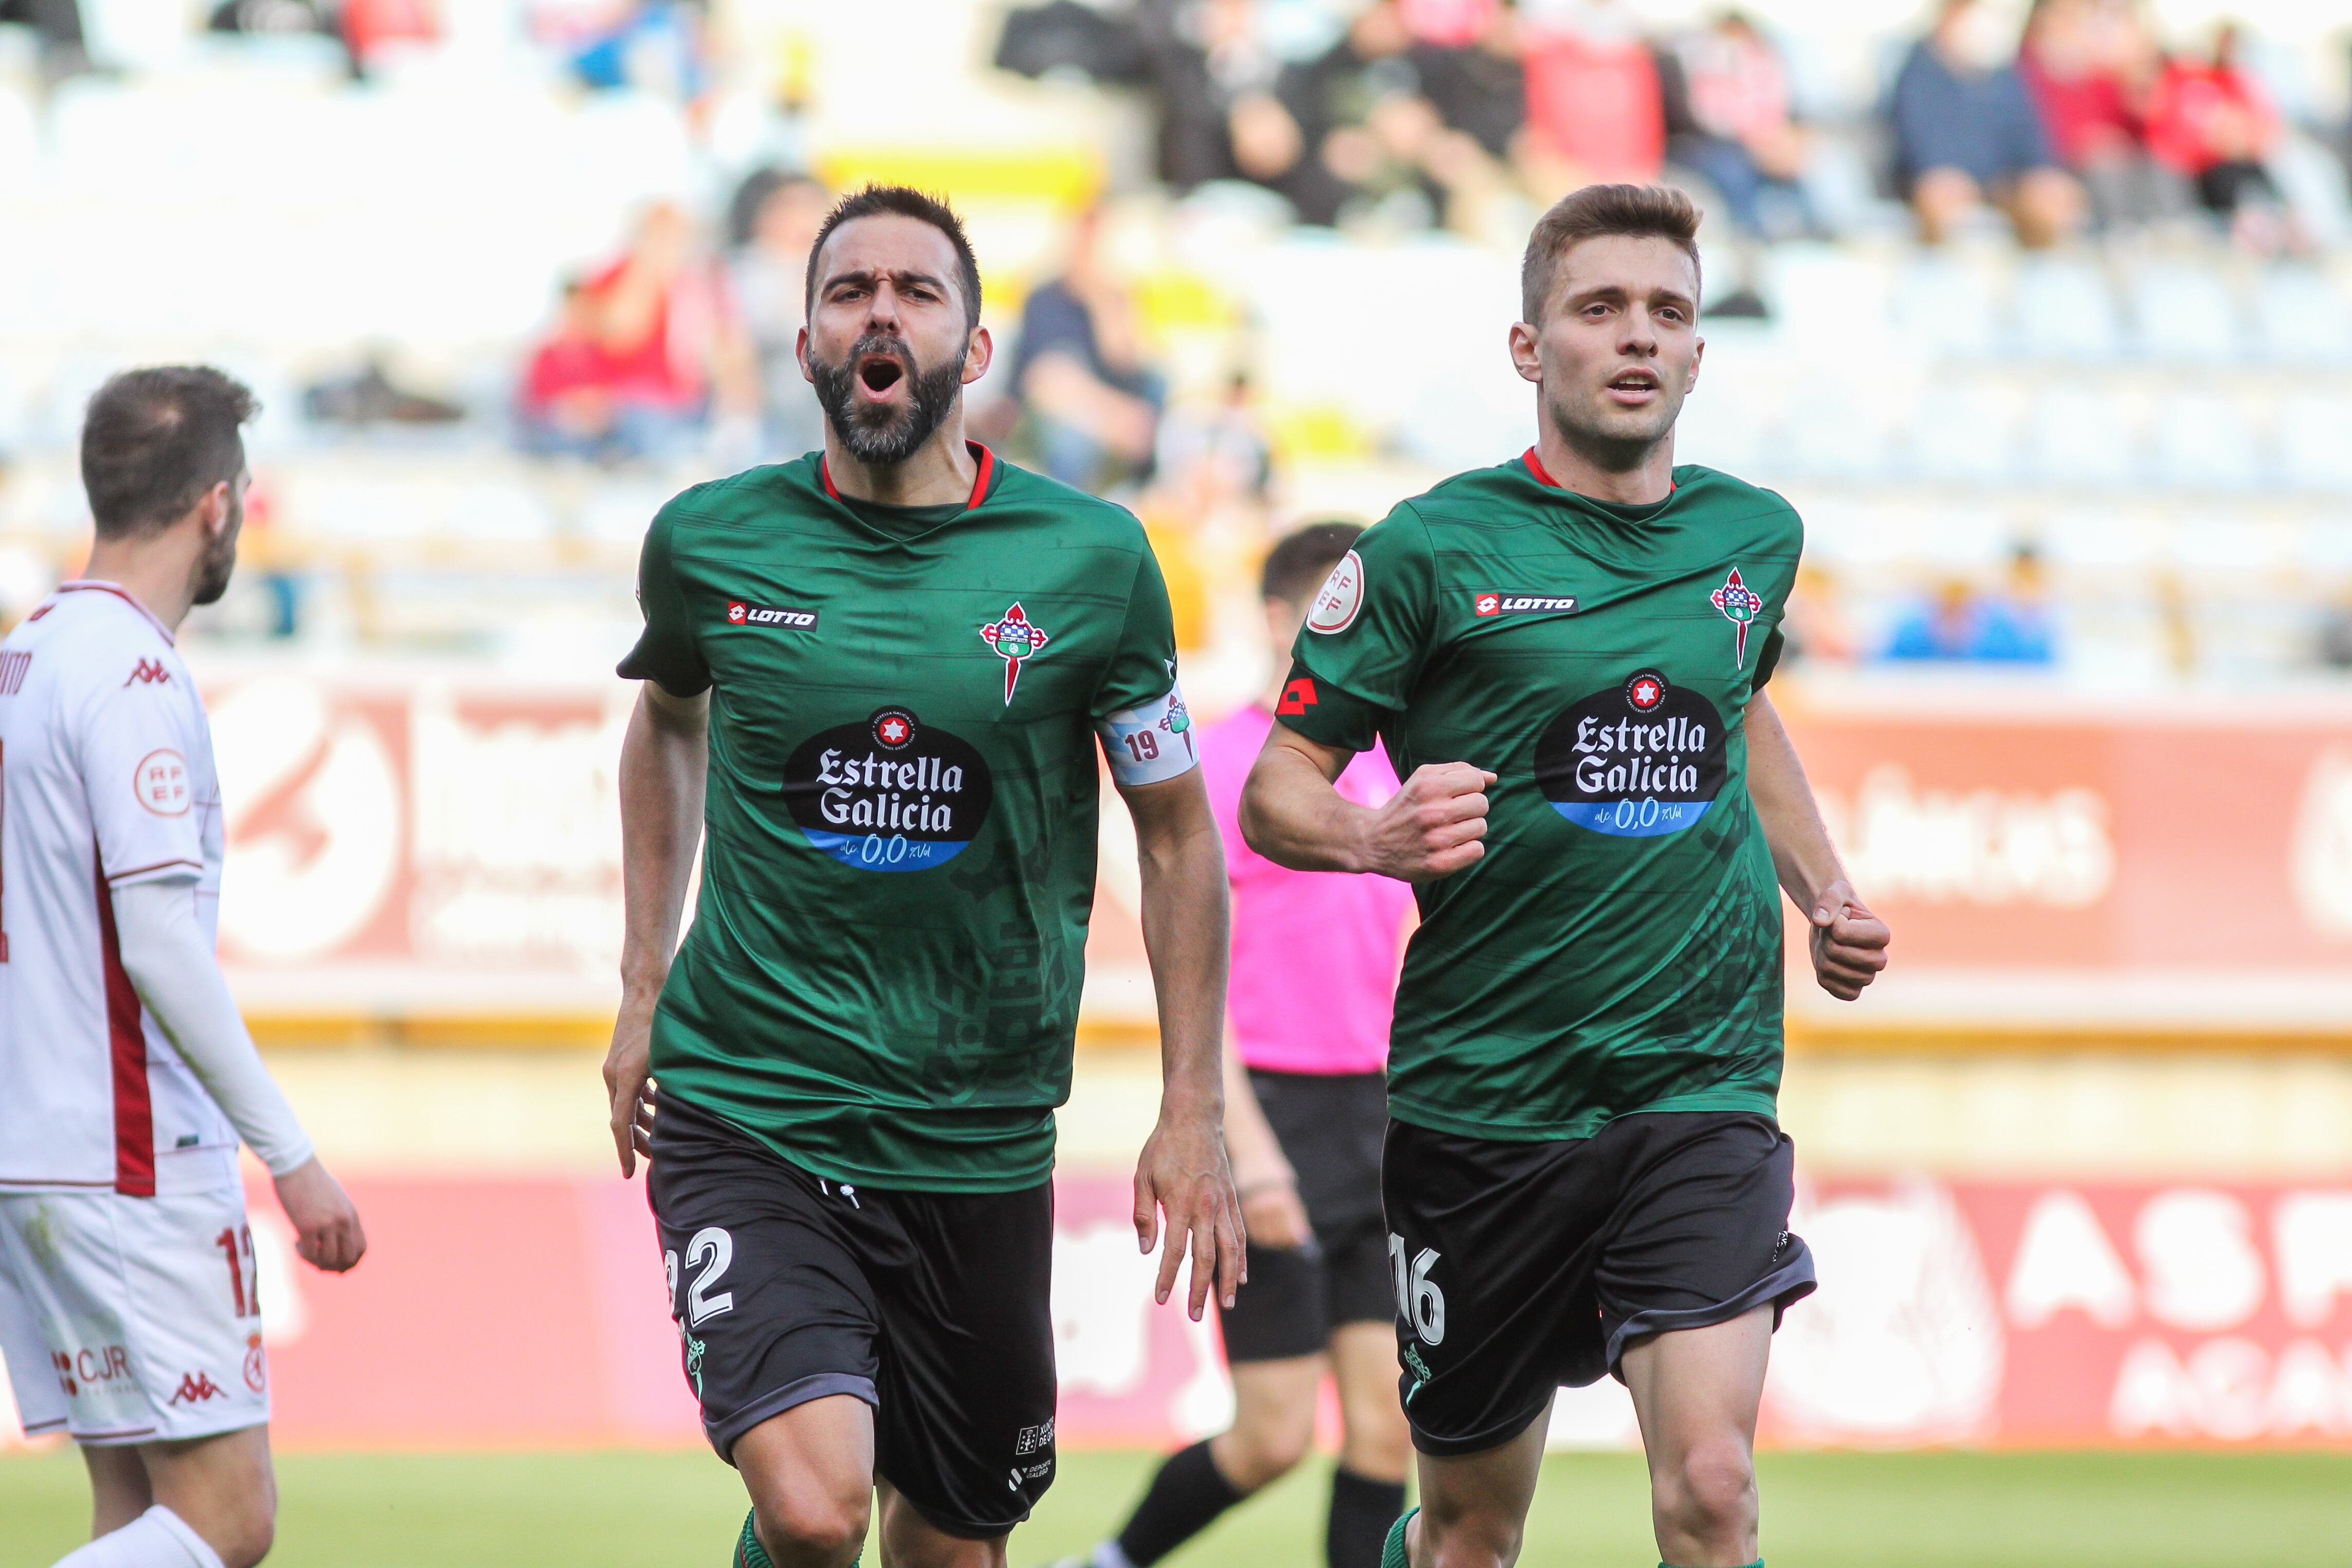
[0,368,365,1568]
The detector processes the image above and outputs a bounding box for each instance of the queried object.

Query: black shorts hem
[712,1372,879,1464]
[1405,1394,1552,1459]
[878,1474,1031,1541]
[1601,1248,1819,1378]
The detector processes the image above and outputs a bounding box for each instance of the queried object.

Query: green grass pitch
[5,1446,2351,1566]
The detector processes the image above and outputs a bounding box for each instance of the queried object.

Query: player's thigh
[1381,1120,1607,1459]
[1619,1304,1773,1471]
[1591,1113,1813,1381]
[1412,1391,1552,1563]
[647,1106,884,1466]
[734,1393,875,1546]
[867,1179,1057,1542]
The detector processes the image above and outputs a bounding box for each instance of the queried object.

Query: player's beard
[1544,375,1687,472]
[811,331,966,467]
[191,493,242,607]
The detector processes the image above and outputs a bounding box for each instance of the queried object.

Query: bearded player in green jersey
[602,186,1245,1568]
[1240,184,1891,1568]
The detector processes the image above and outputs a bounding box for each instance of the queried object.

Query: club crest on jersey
[1710,568,1763,669]
[979,603,1051,704]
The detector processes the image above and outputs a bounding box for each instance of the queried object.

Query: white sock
[51,1505,226,1568]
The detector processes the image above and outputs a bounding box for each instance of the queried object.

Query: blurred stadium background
[6,0,2352,1561]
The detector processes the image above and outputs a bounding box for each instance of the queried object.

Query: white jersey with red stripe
[0,582,238,1197]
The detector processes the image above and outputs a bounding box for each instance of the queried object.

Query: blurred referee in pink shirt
[1056,524,1413,1568]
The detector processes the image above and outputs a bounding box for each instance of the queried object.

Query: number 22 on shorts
[1389,1232,1446,1345]
[665,1227,737,1328]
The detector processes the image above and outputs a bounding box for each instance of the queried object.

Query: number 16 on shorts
[1388,1233,1445,1344]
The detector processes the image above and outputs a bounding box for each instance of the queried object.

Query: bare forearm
[1138,816,1229,1118]
[1747,693,1844,912]
[617,690,708,1008]
[1239,741,1367,872]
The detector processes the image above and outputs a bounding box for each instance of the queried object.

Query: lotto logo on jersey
[1276,677,1318,716]
[134,749,191,816]
[725,600,819,631]
[1473,592,1579,617]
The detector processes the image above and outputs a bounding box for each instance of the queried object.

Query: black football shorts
[647,1095,1056,1538]
[1381,1110,1815,1457]
[1219,1069,1395,1362]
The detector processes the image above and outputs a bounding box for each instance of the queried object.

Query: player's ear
[1687,333,1704,393]
[962,323,993,385]
[1508,319,1542,385]
[795,325,814,384]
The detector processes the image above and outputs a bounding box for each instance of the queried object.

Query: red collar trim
[1520,448,1676,499]
[821,441,996,511]
[56,581,174,645]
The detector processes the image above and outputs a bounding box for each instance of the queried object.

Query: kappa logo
[1276,677,1318,717]
[978,603,1051,704]
[1474,592,1579,617]
[123,658,172,687]
[169,1371,226,1405]
[725,600,819,631]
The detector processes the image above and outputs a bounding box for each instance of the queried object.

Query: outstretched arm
[1120,767,1246,1320]
[1239,721,1493,879]
[1746,692,1890,1000]
[603,682,709,1176]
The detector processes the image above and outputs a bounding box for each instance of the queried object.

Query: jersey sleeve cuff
[104,858,204,889]
[615,644,712,698]
[1097,684,1201,787]
[1271,664,1387,755]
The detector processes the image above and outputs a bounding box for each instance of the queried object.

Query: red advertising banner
[192,668,2352,1035]
[10,1173,2351,1451]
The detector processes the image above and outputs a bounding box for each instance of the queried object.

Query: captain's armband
[1098,684,1200,787]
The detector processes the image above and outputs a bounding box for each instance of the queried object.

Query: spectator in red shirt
[2146,23,2302,253]
[2017,0,2177,229]
[1660,10,1816,240]
[517,204,758,464]
[1517,0,1665,196]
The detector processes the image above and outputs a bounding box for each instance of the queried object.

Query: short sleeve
[1093,540,1199,786]
[1278,504,1438,754]
[1093,540,1181,720]
[1752,627,1786,690]
[76,674,205,889]
[616,503,712,697]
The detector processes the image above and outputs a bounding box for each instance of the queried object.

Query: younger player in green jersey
[603,186,1245,1568]
[1240,184,1890,1568]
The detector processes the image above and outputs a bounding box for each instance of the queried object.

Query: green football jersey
[619,445,1197,1192]
[1280,450,1802,1143]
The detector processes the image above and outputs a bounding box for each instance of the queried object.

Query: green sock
[737,1511,773,1568]
[1381,1506,1419,1568]
[736,1509,861,1568]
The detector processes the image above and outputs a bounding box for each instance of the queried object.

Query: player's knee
[754,1486,871,1561]
[1218,1408,1315,1490]
[1417,1502,1523,1568]
[211,1501,277,1568]
[1657,1439,1756,1538]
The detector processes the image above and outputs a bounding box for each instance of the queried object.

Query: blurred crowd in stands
[997,0,2341,255]
[4,0,2350,675]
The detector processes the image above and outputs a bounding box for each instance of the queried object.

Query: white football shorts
[0,1187,270,1445]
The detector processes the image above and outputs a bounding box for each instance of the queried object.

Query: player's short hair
[1261,522,1365,606]
[805,184,984,333]
[81,366,259,541]
[1520,183,1703,324]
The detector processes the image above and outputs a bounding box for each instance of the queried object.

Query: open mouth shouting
[856,346,910,405]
